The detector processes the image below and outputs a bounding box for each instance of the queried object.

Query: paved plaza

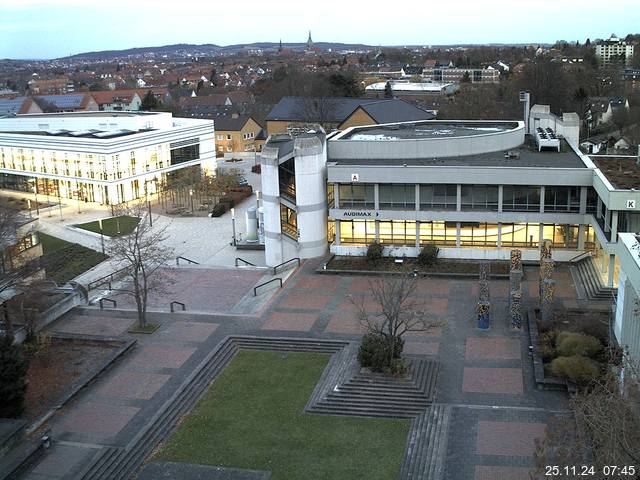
[20,258,578,479]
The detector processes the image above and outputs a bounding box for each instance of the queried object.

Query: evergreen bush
[550,355,600,385]
[417,244,439,267]
[0,336,29,418]
[366,242,384,263]
[556,331,603,358]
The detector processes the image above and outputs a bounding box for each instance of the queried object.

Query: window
[217,134,223,140]
[226,134,232,140]
[542,224,579,249]
[280,204,297,239]
[502,186,540,212]
[278,158,296,201]
[340,220,376,244]
[501,223,540,248]
[459,223,500,247]
[226,146,232,152]
[17,232,39,252]
[170,144,199,165]
[378,221,416,245]
[586,188,598,214]
[379,184,415,209]
[339,184,374,209]
[461,185,498,211]
[544,186,580,212]
[420,184,457,210]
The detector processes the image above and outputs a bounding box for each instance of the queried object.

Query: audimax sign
[342,211,380,217]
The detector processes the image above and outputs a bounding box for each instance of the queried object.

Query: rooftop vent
[534,126,560,152]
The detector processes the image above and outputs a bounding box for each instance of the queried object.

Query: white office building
[0,111,215,204]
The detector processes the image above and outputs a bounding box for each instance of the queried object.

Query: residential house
[265,97,435,135]
[91,90,142,111]
[214,114,263,156]
[27,77,74,95]
[32,94,99,113]
[587,97,630,127]
[595,34,635,65]
[0,97,43,118]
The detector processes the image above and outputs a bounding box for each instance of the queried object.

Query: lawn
[40,232,108,284]
[74,215,140,237]
[159,350,410,480]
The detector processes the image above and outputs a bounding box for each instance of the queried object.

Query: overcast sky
[1,0,639,59]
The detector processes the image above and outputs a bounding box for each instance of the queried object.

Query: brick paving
[26,259,578,480]
[462,367,524,394]
[465,338,521,360]
[261,311,318,332]
[476,421,547,456]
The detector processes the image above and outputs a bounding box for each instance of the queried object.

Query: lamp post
[98,218,105,255]
[231,207,236,246]
[189,188,194,213]
[27,199,32,219]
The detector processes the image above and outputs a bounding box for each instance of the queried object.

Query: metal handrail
[254,277,282,296]
[87,266,129,291]
[99,298,117,309]
[235,257,256,267]
[272,257,300,275]
[568,251,592,263]
[176,256,199,265]
[170,301,186,312]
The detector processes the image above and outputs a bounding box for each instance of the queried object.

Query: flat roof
[338,121,520,141]
[330,136,586,169]
[591,156,640,190]
[16,111,161,119]
[0,128,151,139]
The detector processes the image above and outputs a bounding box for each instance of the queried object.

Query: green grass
[74,215,140,237]
[39,232,108,284]
[159,351,410,480]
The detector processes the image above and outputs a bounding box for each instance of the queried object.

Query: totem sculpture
[538,239,556,328]
[476,262,491,329]
[509,249,523,329]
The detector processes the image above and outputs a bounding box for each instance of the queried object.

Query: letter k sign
[627,200,636,209]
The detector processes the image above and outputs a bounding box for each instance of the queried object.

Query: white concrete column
[374,184,379,211]
[611,211,619,240]
[260,146,283,267]
[456,184,462,212]
[415,221,420,249]
[578,224,586,250]
[456,222,461,247]
[498,185,503,213]
[607,254,616,287]
[579,186,587,214]
[497,223,502,248]
[293,136,328,260]
[334,220,341,245]
[415,184,420,212]
[539,186,545,213]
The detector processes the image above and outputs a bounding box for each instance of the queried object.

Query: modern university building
[0,111,215,204]
[260,104,640,288]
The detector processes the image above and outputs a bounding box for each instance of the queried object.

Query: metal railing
[170,301,186,312]
[99,298,117,309]
[87,266,129,291]
[235,257,256,267]
[272,257,300,275]
[254,277,282,296]
[176,256,199,266]
[568,251,592,263]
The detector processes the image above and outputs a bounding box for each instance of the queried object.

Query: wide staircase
[572,256,617,301]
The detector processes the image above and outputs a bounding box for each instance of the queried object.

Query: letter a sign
[351,173,359,182]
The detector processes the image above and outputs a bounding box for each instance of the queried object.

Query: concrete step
[399,404,451,480]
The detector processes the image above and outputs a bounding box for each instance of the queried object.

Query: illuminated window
[501,223,540,248]
[378,221,416,245]
[339,220,376,244]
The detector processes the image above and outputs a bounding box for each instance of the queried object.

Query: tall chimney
[519,91,531,134]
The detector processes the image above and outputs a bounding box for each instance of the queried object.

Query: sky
[1,0,639,59]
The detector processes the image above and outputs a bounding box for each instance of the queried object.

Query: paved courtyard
[22,259,576,479]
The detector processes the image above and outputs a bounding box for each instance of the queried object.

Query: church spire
[307,31,313,50]
[278,39,282,52]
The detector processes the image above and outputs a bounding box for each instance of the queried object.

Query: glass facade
[459,223,500,247]
[379,220,416,245]
[339,220,376,244]
[339,184,374,208]
[420,184,457,210]
[502,186,541,212]
[544,186,580,212]
[379,184,415,209]
[460,185,499,211]
[280,204,297,239]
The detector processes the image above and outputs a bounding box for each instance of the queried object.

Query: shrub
[556,331,603,358]
[210,203,227,217]
[417,244,439,267]
[358,333,404,373]
[0,336,29,418]
[537,330,557,361]
[366,242,383,263]
[550,355,600,385]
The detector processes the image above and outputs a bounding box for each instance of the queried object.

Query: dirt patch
[328,256,510,275]
[23,339,119,422]
[542,309,610,342]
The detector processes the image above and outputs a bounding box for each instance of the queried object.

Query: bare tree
[106,205,173,328]
[351,274,443,369]
[532,355,640,479]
